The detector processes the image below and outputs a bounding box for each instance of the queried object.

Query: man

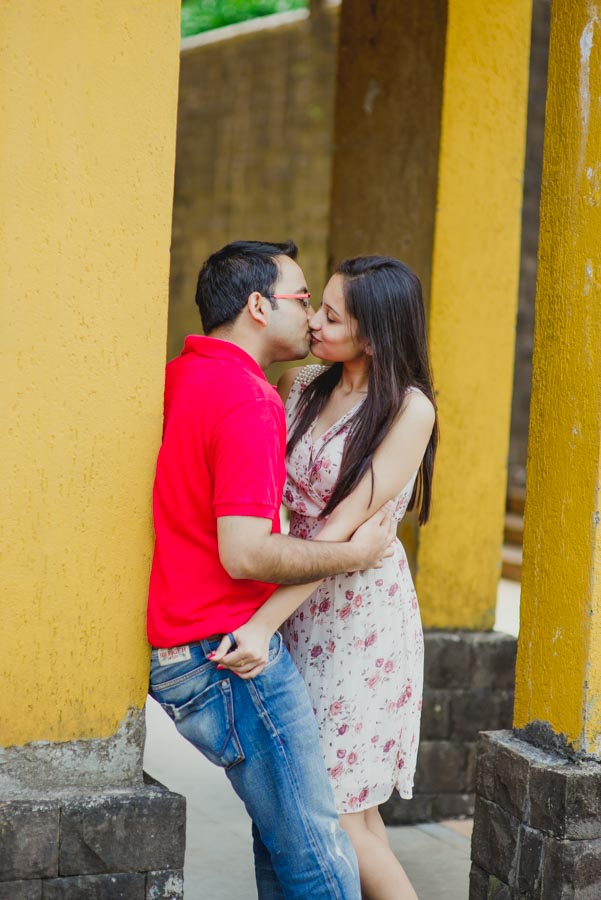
[147,241,394,899]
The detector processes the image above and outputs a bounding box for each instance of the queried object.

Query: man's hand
[349,501,396,570]
[209,621,274,680]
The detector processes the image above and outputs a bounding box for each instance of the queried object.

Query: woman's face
[309,274,365,363]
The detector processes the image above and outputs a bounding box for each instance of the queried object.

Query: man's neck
[208,326,270,370]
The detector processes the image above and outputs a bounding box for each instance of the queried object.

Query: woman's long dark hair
[287,256,438,524]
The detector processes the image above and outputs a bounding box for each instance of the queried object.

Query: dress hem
[336,780,414,816]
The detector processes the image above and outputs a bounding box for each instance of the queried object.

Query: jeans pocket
[158,679,245,770]
[259,631,284,675]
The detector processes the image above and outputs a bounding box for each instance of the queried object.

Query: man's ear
[246,291,270,327]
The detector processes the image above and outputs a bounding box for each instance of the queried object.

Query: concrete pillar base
[381,630,516,824]
[470,730,601,899]
[0,773,185,899]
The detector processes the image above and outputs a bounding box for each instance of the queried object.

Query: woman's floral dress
[281,365,424,814]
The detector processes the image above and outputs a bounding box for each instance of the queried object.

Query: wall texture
[0,2,180,748]
[169,7,339,362]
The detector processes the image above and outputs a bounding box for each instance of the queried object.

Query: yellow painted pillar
[328,1,532,630]
[416,0,533,629]
[514,0,601,754]
[0,2,180,779]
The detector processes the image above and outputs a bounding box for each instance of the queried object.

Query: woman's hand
[209,620,275,679]
[347,501,397,569]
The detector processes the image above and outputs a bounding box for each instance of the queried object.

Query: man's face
[264,255,312,362]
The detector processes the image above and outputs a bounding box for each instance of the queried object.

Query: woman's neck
[338,359,370,396]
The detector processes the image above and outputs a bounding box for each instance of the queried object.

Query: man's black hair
[195,240,298,333]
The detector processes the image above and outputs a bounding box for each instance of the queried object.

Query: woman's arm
[317,390,435,540]
[211,391,435,677]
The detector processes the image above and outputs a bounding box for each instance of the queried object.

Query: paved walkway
[143,580,519,899]
[144,696,472,898]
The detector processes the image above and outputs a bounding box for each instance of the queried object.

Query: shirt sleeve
[211,397,286,519]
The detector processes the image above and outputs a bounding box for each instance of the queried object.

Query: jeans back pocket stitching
[167,678,245,769]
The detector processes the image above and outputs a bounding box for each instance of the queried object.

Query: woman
[215,256,437,899]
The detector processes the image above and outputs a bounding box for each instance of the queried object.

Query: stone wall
[471,731,601,899]
[0,775,185,899]
[168,7,339,363]
[382,632,517,824]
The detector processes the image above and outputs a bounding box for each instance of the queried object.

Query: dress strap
[294,364,328,391]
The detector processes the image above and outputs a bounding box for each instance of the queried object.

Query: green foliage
[181,0,309,39]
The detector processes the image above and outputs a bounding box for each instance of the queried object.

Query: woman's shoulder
[398,387,436,428]
[277,364,328,404]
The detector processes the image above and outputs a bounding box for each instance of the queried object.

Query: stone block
[60,785,185,876]
[423,632,473,689]
[42,874,145,899]
[563,765,601,840]
[420,689,451,740]
[145,870,184,899]
[468,863,490,900]
[541,835,601,900]
[414,741,469,793]
[474,732,499,802]
[450,690,514,742]
[493,739,531,822]
[516,824,543,897]
[473,733,601,899]
[0,800,59,880]
[468,632,517,690]
[471,796,519,884]
[528,764,569,839]
[379,792,433,824]
[529,762,601,840]
[0,881,42,900]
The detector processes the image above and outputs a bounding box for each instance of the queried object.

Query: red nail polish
[216,665,224,670]
[208,652,215,659]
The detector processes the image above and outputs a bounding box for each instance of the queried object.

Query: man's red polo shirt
[147,335,286,648]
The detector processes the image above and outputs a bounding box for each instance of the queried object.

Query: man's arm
[212,391,435,677]
[217,514,391,584]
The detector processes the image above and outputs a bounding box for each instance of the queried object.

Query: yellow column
[514,0,601,754]
[0,3,180,750]
[416,0,533,629]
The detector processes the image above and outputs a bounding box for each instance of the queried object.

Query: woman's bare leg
[365,805,390,844]
[340,809,418,900]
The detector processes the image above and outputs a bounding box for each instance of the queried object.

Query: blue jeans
[149,632,360,900]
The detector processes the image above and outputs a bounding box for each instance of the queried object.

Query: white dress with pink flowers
[281,365,424,814]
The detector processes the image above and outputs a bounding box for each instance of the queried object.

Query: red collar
[182,335,266,382]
